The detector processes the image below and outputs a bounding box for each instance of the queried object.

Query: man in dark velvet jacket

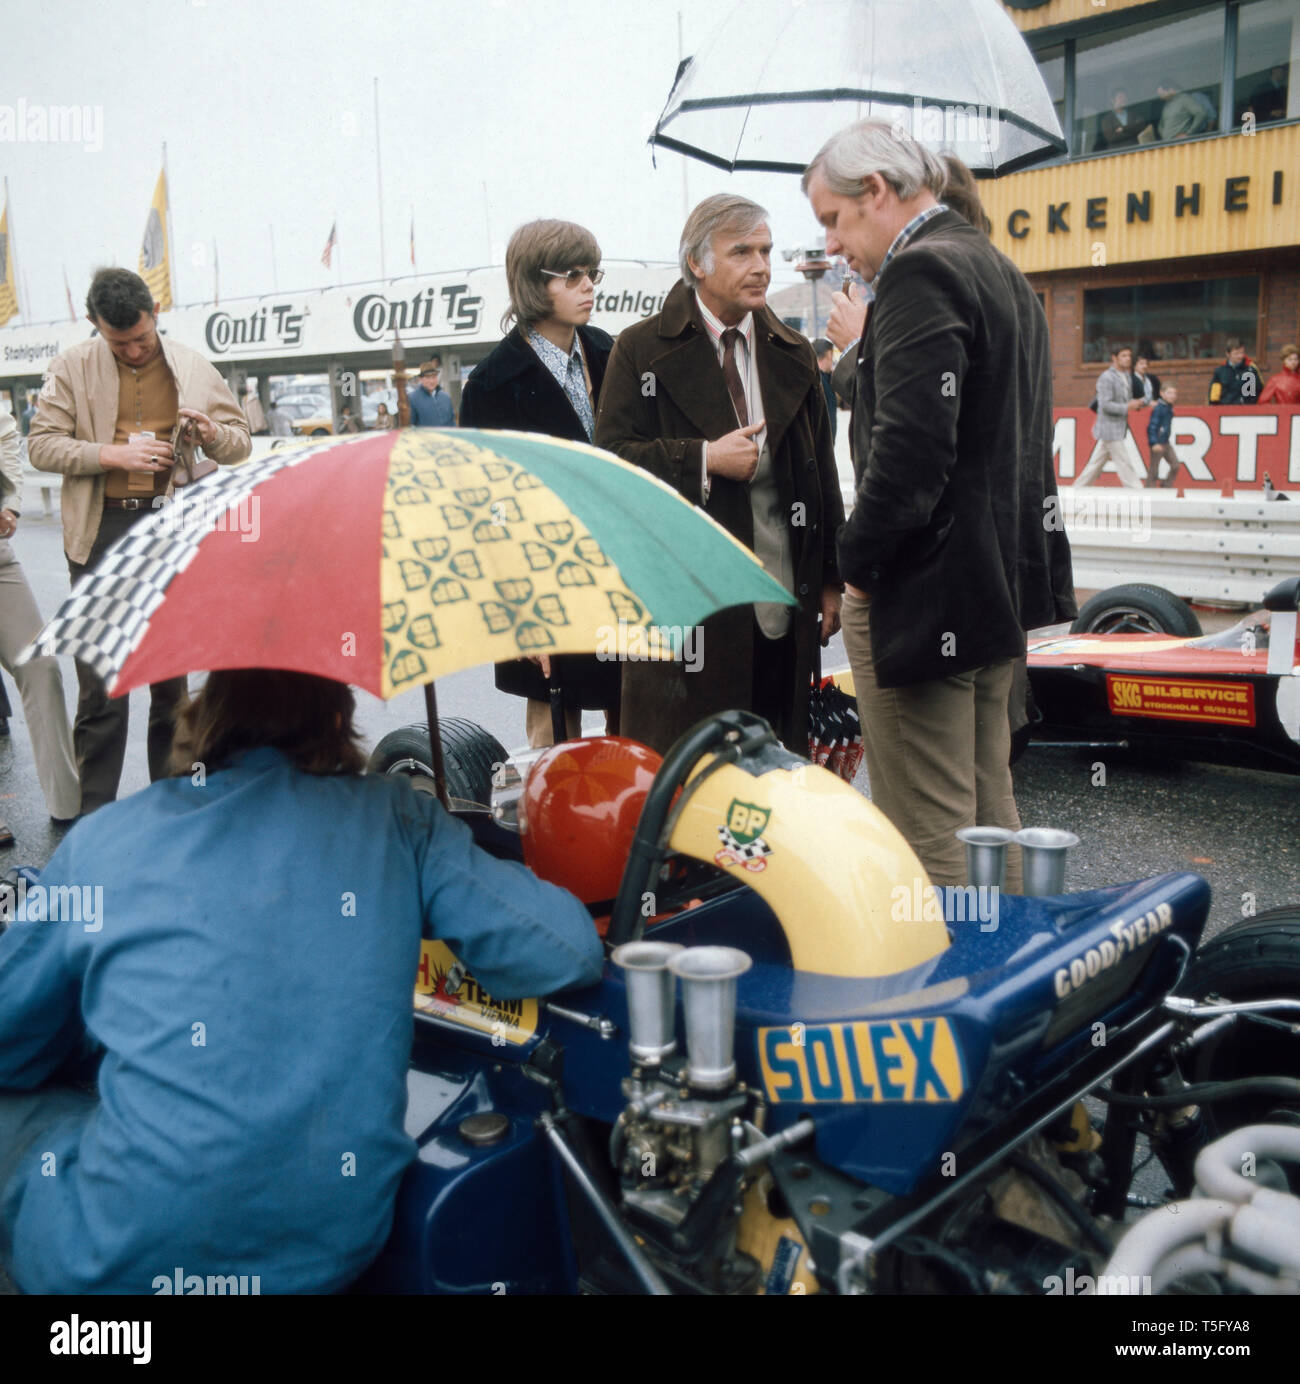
[804,120,1075,893]
[458,219,620,746]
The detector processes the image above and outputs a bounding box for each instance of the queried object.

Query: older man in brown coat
[594,194,844,755]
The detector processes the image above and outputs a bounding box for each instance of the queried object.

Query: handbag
[170,417,218,486]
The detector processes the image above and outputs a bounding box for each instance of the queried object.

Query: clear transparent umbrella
[650,0,1065,176]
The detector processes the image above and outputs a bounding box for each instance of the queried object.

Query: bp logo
[716,799,773,873]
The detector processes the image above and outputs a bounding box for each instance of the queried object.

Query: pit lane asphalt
[1,507,1297,943]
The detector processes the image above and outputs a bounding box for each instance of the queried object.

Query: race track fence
[1061,491,1300,603]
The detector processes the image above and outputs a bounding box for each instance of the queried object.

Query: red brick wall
[1033,249,1300,407]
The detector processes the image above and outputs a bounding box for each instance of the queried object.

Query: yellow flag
[0,201,18,326]
[138,167,172,310]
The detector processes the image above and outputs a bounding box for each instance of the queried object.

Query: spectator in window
[1208,339,1263,405]
[1145,79,1214,141]
[1261,346,1300,405]
[1130,354,1161,407]
[1099,88,1141,149]
[1245,65,1289,124]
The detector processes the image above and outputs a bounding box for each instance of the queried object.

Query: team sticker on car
[758,1017,965,1104]
[414,939,538,1046]
[1106,674,1256,727]
[715,799,774,873]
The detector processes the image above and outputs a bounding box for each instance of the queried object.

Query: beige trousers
[525,698,585,749]
[0,541,80,819]
[1076,438,1146,489]
[841,590,1023,893]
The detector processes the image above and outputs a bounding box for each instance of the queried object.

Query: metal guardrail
[1062,491,1300,603]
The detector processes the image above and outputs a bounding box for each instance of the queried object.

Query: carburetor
[610,944,755,1230]
[608,941,814,1291]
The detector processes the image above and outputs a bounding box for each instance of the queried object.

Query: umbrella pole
[549,672,566,745]
[422,681,450,809]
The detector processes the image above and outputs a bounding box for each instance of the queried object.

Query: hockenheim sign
[0,262,681,381]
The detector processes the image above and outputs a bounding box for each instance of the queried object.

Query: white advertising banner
[0,261,681,381]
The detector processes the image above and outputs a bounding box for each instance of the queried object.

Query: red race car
[1024,576,1300,775]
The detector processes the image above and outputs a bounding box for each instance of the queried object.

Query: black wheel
[1070,583,1202,637]
[310,428,329,438]
[368,718,508,811]
[1178,908,1300,1138]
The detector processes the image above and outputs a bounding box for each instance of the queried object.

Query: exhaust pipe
[668,946,752,1090]
[611,941,683,1065]
[1014,827,1079,897]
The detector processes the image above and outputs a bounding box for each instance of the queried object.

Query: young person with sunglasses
[459,219,620,747]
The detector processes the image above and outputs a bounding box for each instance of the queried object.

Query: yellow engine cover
[666,756,949,979]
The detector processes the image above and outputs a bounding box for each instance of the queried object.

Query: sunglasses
[541,267,605,287]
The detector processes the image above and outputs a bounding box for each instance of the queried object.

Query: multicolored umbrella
[21,428,794,704]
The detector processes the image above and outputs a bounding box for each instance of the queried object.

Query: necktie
[721,328,748,428]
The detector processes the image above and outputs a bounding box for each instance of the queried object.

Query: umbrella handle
[549,675,566,745]
[422,681,450,809]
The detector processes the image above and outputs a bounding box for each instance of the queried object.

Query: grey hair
[678,194,769,288]
[802,119,947,202]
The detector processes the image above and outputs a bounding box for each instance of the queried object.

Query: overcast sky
[1,0,830,321]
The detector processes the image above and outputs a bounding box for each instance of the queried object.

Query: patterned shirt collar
[526,327,586,385]
[694,292,754,350]
[526,327,594,440]
[871,202,949,291]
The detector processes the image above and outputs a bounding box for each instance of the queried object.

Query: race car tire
[1070,583,1202,637]
[1179,907,1300,1144]
[367,718,508,811]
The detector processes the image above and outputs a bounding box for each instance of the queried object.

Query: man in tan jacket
[29,267,250,812]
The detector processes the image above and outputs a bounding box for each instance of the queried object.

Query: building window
[1037,43,1065,140]
[1237,0,1297,125]
[1082,278,1260,363]
[1072,4,1224,154]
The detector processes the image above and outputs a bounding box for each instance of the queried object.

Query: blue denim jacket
[0,749,602,1293]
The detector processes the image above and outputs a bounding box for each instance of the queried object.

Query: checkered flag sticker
[715,823,773,866]
[16,438,342,688]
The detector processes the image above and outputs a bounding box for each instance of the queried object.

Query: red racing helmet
[520,737,663,924]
